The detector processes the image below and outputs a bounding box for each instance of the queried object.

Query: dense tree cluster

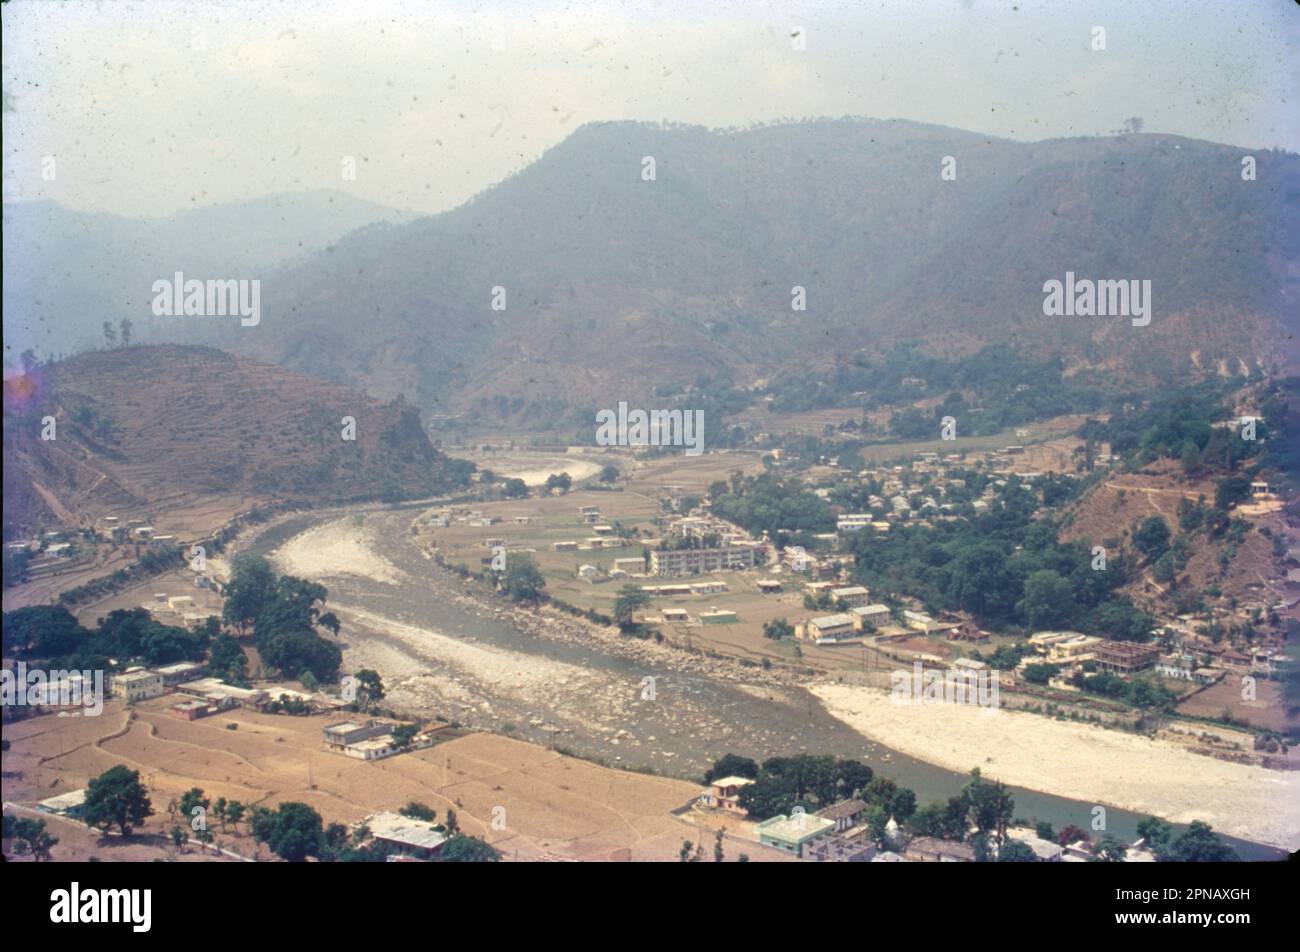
[846,478,1150,636]
[707,472,835,538]
[222,555,342,681]
[767,343,1106,430]
[2,604,210,672]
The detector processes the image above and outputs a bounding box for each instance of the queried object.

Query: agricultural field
[1,699,790,862]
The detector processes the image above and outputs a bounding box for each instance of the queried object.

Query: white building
[111,670,165,702]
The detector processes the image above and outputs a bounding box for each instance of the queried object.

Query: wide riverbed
[241,506,1288,858]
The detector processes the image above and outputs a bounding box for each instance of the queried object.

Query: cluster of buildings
[428,506,498,529]
[698,777,1162,863]
[144,590,221,630]
[93,663,348,721]
[643,514,769,578]
[818,456,1060,531]
[9,518,189,583]
[5,521,183,581]
[548,508,641,567]
[794,582,892,643]
[1025,631,1165,684]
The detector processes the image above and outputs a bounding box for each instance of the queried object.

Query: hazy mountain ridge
[223,119,1296,419]
[2,190,413,363]
[10,120,1297,423]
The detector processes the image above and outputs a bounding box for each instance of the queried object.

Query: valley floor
[261,512,1299,852]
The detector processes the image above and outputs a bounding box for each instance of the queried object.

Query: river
[241,506,1283,860]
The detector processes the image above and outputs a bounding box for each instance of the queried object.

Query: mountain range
[7,119,1298,425]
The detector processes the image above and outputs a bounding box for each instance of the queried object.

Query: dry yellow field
[2,698,789,862]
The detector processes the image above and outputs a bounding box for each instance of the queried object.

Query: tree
[613,585,651,632]
[83,765,153,836]
[736,776,796,820]
[391,724,419,748]
[713,828,725,863]
[6,817,58,860]
[222,555,277,632]
[544,472,572,495]
[2,605,90,659]
[1164,820,1238,862]
[1214,475,1252,512]
[354,669,385,707]
[835,759,875,800]
[1152,551,1178,588]
[961,769,1014,847]
[1057,824,1089,846]
[1017,570,1076,629]
[1092,835,1127,862]
[1136,816,1173,853]
[997,840,1037,862]
[906,803,948,839]
[1133,516,1172,562]
[119,318,133,346]
[1022,663,1060,685]
[864,804,891,848]
[503,556,546,604]
[179,787,210,829]
[704,754,759,784]
[444,809,459,835]
[439,835,500,862]
[323,822,350,853]
[762,618,795,640]
[1088,598,1155,642]
[207,633,249,684]
[259,626,342,682]
[252,802,323,862]
[399,802,436,822]
[599,464,620,483]
[890,787,917,821]
[502,478,529,498]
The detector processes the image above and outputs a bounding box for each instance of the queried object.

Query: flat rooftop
[365,812,448,851]
[757,813,835,844]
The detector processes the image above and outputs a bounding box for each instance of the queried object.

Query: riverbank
[229,508,1291,855]
[811,682,1299,852]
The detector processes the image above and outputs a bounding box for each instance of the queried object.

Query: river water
[242,507,1281,860]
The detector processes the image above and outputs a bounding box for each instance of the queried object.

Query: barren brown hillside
[1061,460,1285,613]
[2,345,468,536]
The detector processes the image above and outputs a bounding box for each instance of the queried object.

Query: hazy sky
[3,0,1296,218]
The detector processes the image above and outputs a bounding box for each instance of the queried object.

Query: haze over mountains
[2,190,412,361]
[9,119,1298,423]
